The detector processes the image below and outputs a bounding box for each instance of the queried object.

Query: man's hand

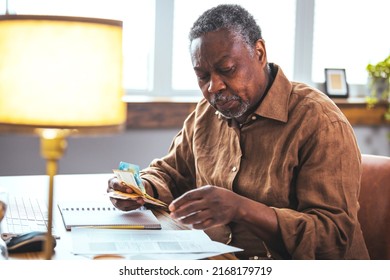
[168,185,242,229]
[107,177,145,211]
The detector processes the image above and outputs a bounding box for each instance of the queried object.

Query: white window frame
[0,0,369,98]
[139,0,368,99]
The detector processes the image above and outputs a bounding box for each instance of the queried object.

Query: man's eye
[220,66,235,74]
[197,74,209,81]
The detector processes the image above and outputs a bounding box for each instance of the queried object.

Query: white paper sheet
[71,228,242,259]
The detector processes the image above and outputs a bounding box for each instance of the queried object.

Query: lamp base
[38,129,69,260]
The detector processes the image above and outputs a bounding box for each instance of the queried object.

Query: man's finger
[169,187,206,211]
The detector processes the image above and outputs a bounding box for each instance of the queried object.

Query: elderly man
[109,4,369,260]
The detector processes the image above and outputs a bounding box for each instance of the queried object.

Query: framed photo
[324,68,349,98]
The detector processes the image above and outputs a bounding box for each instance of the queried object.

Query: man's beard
[210,92,250,119]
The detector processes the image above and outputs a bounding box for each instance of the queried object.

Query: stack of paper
[71,228,242,260]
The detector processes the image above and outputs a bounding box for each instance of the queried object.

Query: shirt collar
[253,64,292,123]
[214,64,293,124]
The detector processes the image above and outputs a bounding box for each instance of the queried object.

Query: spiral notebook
[57,201,161,230]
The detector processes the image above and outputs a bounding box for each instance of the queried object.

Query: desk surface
[0,173,235,260]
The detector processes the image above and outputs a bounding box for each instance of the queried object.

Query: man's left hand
[168,185,241,229]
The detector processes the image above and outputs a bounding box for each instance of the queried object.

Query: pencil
[82,225,145,229]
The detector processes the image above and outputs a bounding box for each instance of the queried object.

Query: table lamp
[0,14,126,259]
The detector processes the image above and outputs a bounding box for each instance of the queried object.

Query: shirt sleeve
[140,110,197,204]
[272,119,362,259]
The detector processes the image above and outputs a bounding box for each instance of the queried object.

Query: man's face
[190,29,268,121]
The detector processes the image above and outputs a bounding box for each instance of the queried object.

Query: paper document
[71,228,242,259]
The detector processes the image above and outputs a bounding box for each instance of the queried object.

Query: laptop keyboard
[1,195,50,240]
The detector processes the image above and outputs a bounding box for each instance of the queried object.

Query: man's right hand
[107,177,145,211]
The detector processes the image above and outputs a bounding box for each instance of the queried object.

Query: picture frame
[324,68,349,98]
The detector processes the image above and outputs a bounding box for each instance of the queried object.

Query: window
[2,0,389,97]
[312,0,390,85]
[4,0,155,91]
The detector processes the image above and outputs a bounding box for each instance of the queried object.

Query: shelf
[125,97,389,129]
[333,98,389,126]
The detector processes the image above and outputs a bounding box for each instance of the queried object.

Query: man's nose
[208,74,226,94]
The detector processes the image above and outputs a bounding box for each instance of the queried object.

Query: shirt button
[251,115,257,120]
[231,166,237,172]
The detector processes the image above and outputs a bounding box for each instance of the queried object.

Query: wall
[0,126,389,176]
[0,129,179,176]
[354,126,390,156]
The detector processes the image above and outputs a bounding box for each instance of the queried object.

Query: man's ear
[255,39,267,65]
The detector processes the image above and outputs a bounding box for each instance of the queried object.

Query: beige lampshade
[0,15,126,133]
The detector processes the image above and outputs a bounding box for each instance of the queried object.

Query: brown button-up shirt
[141,64,369,259]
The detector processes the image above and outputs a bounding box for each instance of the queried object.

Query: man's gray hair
[189,4,262,50]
